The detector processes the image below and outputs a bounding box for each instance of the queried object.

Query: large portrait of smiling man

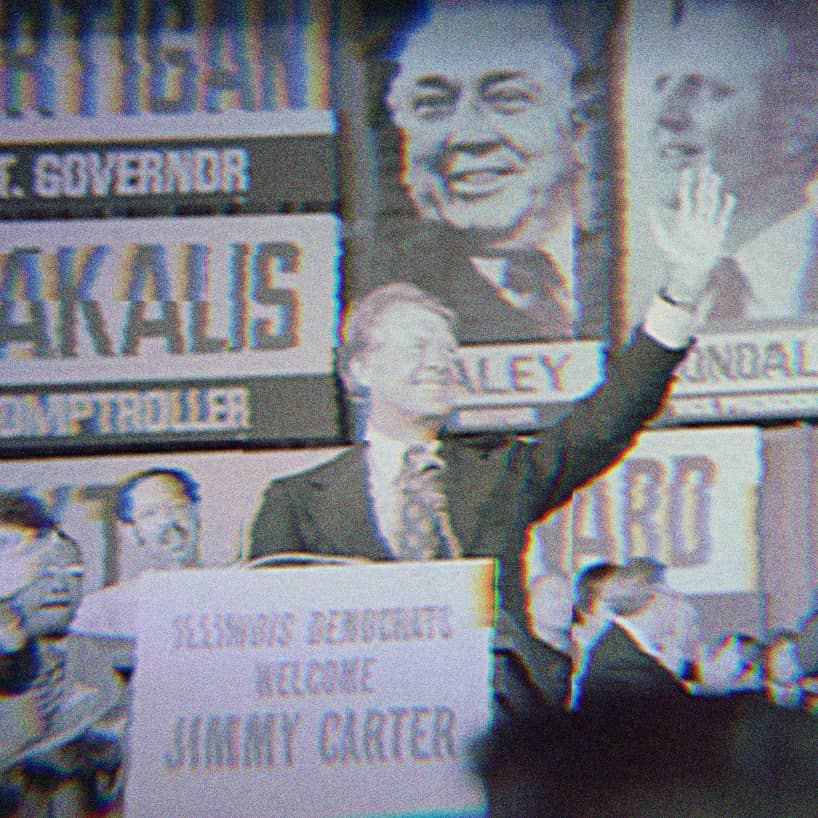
[345,0,618,346]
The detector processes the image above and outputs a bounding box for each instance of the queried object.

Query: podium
[125,559,495,818]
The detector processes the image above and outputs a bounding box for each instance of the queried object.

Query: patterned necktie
[503,251,574,338]
[395,445,461,561]
[703,256,754,322]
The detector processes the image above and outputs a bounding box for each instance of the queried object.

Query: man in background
[636,0,818,322]
[0,493,123,818]
[71,468,201,641]
[569,562,691,711]
[355,1,610,343]
[0,494,69,724]
[116,468,201,576]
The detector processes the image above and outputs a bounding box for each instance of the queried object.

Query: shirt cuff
[642,293,697,350]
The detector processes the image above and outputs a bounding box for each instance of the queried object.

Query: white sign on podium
[125,560,495,818]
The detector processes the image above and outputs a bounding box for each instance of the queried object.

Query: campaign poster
[341,0,621,432]
[527,426,762,639]
[126,562,494,818]
[0,110,337,219]
[0,213,342,451]
[0,0,334,121]
[623,0,818,423]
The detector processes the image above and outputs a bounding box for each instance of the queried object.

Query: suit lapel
[304,445,392,561]
[441,439,503,555]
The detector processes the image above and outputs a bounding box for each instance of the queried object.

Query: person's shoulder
[262,446,361,492]
[358,221,474,286]
[374,219,472,256]
[442,432,521,464]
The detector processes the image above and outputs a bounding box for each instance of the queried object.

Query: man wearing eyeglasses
[0,493,124,818]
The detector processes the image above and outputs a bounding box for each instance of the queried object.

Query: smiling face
[350,301,460,436]
[645,4,785,207]
[388,5,576,242]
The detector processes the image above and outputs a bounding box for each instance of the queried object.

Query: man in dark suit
[569,562,691,713]
[250,166,733,712]
[251,281,686,711]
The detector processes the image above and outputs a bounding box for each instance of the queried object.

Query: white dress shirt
[736,204,817,321]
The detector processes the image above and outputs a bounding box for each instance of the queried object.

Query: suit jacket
[349,221,611,343]
[250,330,685,704]
[573,622,690,711]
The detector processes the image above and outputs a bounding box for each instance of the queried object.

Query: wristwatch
[658,286,696,313]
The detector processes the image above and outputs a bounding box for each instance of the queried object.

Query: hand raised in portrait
[650,165,736,308]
